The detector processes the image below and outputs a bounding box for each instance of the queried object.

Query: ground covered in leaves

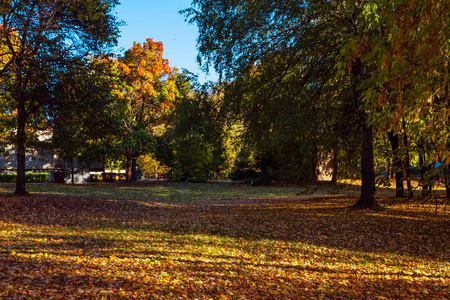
[0,181,449,299]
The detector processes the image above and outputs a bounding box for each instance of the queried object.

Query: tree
[219,48,361,184]
[184,0,379,208]
[0,0,120,194]
[114,39,177,182]
[51,56,125,168]
[387,131,405,197]
[157,80,227,182]
[355,1,450,198]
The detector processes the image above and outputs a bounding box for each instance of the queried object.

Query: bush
[159,132,218,182]
[0,172,49,182]
[0,173,15,182]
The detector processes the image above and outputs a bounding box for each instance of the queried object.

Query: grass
[0,181,449,299]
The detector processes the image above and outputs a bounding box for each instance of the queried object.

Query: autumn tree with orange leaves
[115,39,178,181]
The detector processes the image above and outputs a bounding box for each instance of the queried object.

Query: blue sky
[114,0,218,83]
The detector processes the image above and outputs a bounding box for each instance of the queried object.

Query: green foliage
[158,81,227,182]
[51,57,125,167]
[119,127,156,160]
[229,150,273,186]
[137,154,169,179]
[185,0,365,185]
[0,172,48,182]
[0,0,121,194]
[162,132,214,182]
[104,157,126,171]
[104,40,183,180]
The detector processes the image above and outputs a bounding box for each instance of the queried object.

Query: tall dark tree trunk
[15,99,28,195]
[131,158,137,181]
[348,4,378,209]
[71,157,75,184]
[444,165,450,200]
[402,119,413,197]
[419,147,425,196]
[353,106,377,208]
[418,140,431,197]
[126,153,133,182]
[351,57,378,209]
[125,154,137,182]
[387,131,405,197]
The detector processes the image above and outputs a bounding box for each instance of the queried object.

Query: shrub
[0,172,48,182]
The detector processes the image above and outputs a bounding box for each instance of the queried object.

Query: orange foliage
[115,38,177,122]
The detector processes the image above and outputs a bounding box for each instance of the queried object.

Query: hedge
[0,172,49,182]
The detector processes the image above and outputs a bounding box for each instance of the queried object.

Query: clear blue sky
[114,0,218,83]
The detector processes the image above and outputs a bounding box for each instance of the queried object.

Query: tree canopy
[0,0,121,194]
[113,38,179,181]
[183,0,450,207]
[183,0,379,207]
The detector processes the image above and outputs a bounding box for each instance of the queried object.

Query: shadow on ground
[0,185,449,299]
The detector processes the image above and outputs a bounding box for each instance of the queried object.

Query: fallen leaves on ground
[0,183,449,299]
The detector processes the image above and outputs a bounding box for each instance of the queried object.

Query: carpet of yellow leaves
[0,182,449,299]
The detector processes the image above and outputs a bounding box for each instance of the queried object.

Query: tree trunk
[418,141,431,197]
[445,165,450,200]
[351,58,378,209]
[126,154,133,182]
[125,153,139,182]
[353,107,378,208]
[331,150,338,184]
[131,158,137,181]
[402,119,413,197]
[71,158,75,184]
[387,131,405,197]
[15,100,28,195]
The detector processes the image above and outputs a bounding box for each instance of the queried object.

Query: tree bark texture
[131,158,137,181]
[126,154,133,182]
[402,119,413,197]
[125,154,138,182]
[351,57,378,209]
[15,99,28,195]
[387,131,405,197]
[353,106,378,208]
[418,141,432,197]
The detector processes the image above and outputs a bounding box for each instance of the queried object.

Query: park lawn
[0,182,449,299]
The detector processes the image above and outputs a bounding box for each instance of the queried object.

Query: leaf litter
[0,182,449,299]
